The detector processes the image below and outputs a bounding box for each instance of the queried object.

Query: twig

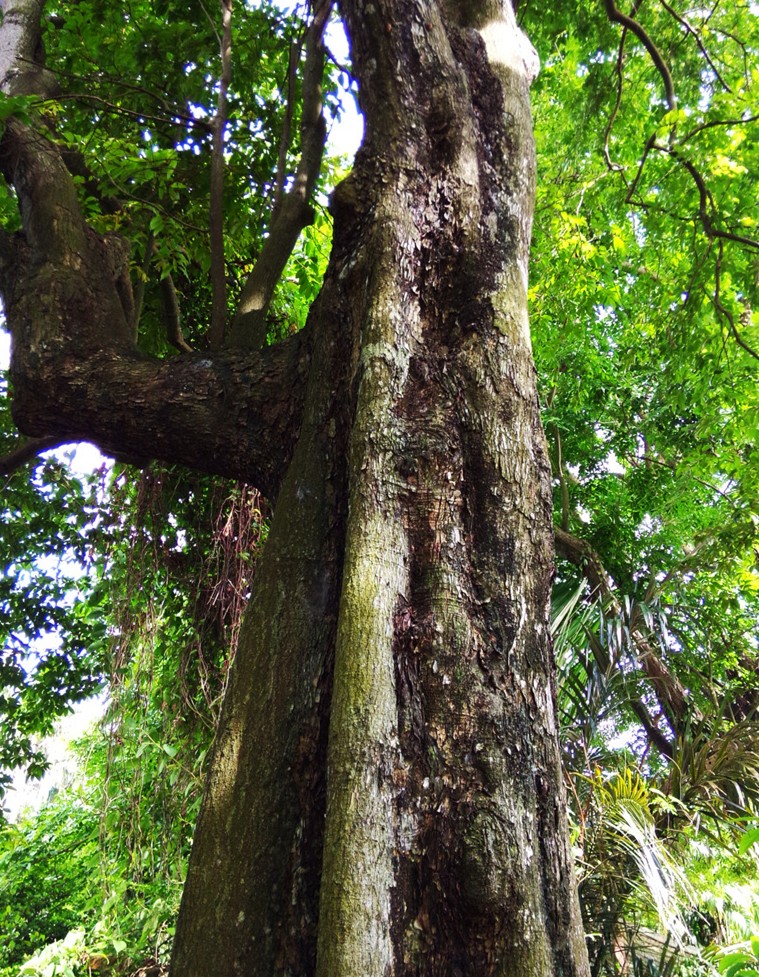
[18,55,200,125]
[49,93,210,133]
[656,0,731,92]
[208,0,233,350]
[91,164,207,235]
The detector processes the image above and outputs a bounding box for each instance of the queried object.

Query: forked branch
[0,0,309,497]
[228,0,333,350]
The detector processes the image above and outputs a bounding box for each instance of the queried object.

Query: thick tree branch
[228,0,332,350]
[0,0,307,499]
[10,331,311,500]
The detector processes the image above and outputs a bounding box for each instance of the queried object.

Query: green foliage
[34,0,343,353]
[0,793,97,973]
[712,945,759,977]
[13,929,88,977]
[0,453,266,970]
[526,0,759,740]
[531,27,759,946]
[0,375,109,799]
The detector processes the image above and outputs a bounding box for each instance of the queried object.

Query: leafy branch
[656,0,731,93]
[651,143,759,251]
[714,240,759,364]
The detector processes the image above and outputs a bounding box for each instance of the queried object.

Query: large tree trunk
[0,0,590,973]
[171,3,589,976]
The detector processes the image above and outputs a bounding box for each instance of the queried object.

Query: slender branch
[680,114,759,145]
[18,54,207,125]
[603,0,676,111]
[621,447,737,505]
[656,0,731,92]
[160,272,194,354]
[0,435,62,476]
[624,132,656,204]
[652,143,759,250]
[208,0,233,350]
[714,240,759,363]
[273,38,301,219]
[90,162,207,235]
[711,25,751,84]
[603,29,627,173]
[228,0,333,349]
[49,92,210,133]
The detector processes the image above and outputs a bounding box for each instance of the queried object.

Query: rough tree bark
[0,0,590,974]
